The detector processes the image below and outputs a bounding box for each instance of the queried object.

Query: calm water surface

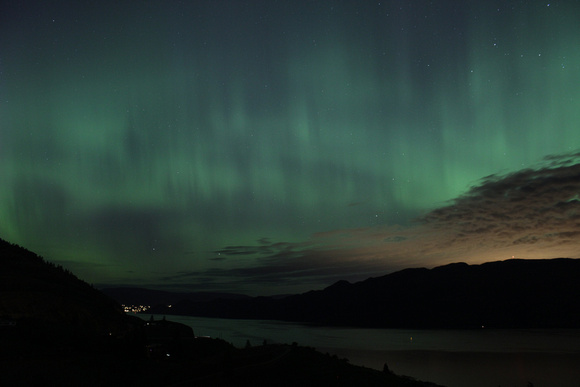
[141,315,580,387]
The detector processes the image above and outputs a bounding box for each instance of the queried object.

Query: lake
[140,315,580,387]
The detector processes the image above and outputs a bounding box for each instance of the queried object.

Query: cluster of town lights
[122,304,151,313]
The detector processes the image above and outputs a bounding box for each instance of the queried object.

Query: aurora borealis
[1,1,579,295]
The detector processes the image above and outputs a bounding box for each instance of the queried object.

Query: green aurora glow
[1,1,579,294]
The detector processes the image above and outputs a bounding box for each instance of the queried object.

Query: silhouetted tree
[383,362,393,374]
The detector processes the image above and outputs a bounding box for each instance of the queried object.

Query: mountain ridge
[148,258,580,329]
[0,238,133,334]
[0,237,443,387]
[101,286,252,307]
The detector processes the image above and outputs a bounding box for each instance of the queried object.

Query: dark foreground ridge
[0,238,441,386]
[148,258,580,328]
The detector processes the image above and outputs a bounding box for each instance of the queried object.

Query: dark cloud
[162,249,394,295]
[423,153,580,250]
[157,154,580,295]
[213,240,298,258]
[384,236,408,243]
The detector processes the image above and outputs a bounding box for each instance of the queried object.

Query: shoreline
[141,315,580,387]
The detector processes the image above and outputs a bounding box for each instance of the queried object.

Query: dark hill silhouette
[150,258,580,328]
[0,238,131,334]
[0,237,442,386]
[101,286,251,307]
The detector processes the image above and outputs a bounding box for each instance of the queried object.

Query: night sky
[1,1,579,295]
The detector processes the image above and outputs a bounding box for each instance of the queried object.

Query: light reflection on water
[140,315,580,387]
